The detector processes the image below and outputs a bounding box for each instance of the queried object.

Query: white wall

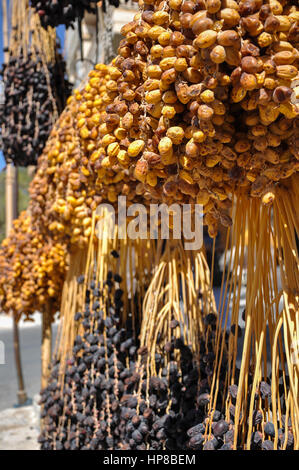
[65,3,138,87]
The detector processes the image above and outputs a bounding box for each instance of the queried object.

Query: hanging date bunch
[96,0,299,237]
[0,211,67,321]
[38,275,218,450]
[0,0,72,166]
[39,243,226,451]
[30,0,97,29]
[39,245,294,451]
[30,0,128,29]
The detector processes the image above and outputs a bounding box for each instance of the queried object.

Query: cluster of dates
[29,65,145,248]
[39,265,224,450]
[0,211,67,319]
[89,0,299,236]
[30,0,130,28]
[0,42,72,166]
[39,265,295,450]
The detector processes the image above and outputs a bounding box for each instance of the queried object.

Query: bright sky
[0,1,66,171]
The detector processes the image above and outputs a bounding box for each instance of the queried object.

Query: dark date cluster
[38,253,223,450]
[30,0,127,29]
[0,51,72,166]
[192,380,295,451]
[38,253,294,451]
